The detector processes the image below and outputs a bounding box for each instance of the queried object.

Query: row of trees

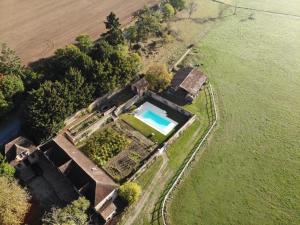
[24,13,142,143]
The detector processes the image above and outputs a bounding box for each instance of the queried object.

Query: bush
[118,182,141,205]
[81,128,130,166]
[145,64,172,92]
[170,0,186,11]
[0,154,15,178]
[162,3,175,19]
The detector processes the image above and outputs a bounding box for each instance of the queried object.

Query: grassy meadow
[169,1,300,225]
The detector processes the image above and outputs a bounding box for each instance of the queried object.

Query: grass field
[168,1,300,224]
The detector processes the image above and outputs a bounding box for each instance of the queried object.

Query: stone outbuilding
[131,77,149,96]
[171,67,208,103]
[4,136,37,167]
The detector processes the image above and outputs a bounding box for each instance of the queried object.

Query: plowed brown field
[0,0,158,64]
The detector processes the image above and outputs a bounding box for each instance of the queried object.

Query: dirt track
[0,0,158,65]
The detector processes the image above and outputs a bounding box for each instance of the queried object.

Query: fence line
[161,83,218,225]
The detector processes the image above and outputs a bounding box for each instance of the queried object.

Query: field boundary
[212,0,300,18]
[161,83,218,225]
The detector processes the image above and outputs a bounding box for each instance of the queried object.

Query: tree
[145,64,172,92]
[0,154,15,178]
[169,0,186,11]
[0,43,23,76]
[0,74,24,117]
[124,26,138,47]
[52,44,94,80]
[103,12,124,46]
[64,68,93,110]
[24,68,93,143]
[188,1,198,18]
[75,34,93,54]
[136,7,162,41]
[90,41,141,93]
[0,176,29,225]
[118,182,141,205]
[24,81,71,143]
[42,197,90,225]
[162,3,175,19]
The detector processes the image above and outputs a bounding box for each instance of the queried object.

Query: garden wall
[165,115,196,146]
[64,88,123,126]
[146,91,193,117]
[114,95,140,116]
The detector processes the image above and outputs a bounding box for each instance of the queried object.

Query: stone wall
[114,95,140,116]
[146,91,193,117]
[65,107,115,144]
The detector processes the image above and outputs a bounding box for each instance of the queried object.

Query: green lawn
[169,2,300,225]
[136,157,163,189]
[120,97,189,144]
[120,113,167,144]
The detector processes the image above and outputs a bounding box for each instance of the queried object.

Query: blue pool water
[135,102,178,135]
[141,110,171,127]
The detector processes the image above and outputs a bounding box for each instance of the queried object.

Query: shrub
[0,154,15,178]
[118,182,141,205]
[169,0,186,11]
[162,3,175,19]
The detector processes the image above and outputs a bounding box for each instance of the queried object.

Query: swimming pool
[134,102,178,135]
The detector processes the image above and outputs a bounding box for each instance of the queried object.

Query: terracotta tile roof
[99,201,117,220]
[172,67,207,96]
[53,134,118,207]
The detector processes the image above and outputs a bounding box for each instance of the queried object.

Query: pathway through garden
[123,152,168,225]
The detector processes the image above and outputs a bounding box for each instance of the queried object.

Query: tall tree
[124,26,138,47]
[52,44,94,80]
[0,43,23,76]
[103,12,124,46]
[64,68,93,110]
[75,34,93,54]
[0,74,24,116]
[0,176,30,225]
[42,197,90,225]
[136,7,162,41]
[24,81,71,142]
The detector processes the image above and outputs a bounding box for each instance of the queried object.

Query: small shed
[131,77,149,96]
[171,67,207,102]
